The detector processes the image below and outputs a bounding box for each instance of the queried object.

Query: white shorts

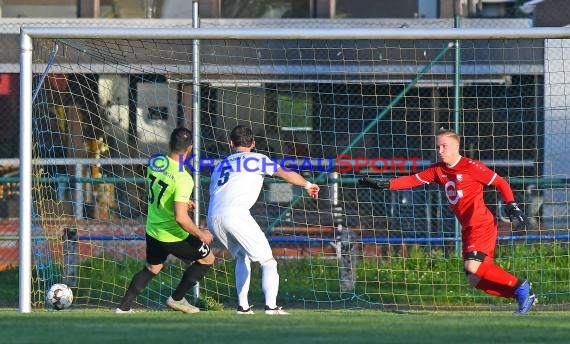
[207,211,273,262]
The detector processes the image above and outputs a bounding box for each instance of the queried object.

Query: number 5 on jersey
[217,166,232,186]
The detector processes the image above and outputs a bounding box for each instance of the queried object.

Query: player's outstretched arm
[358,177,390,190]
[274,168,319,198]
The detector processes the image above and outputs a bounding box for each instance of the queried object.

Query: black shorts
[145,233,211,265]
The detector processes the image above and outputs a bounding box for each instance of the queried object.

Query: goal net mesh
[28,32,570,311]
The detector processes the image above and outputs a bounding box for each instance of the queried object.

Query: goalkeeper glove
[359,177,390,190]
[505,201,528,230]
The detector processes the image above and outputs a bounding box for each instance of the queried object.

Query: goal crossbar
[21,26,570,40]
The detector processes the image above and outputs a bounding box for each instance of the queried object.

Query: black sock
[118,267,156,310]
[171,263,212,301]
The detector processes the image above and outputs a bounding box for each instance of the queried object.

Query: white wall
[1,5,76,18]
[160,0,193,18]
[542,38,570,229]
[98,75,178,157]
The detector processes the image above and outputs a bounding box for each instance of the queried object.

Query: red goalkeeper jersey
[389,156,515,228]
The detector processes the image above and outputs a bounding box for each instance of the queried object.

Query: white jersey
[208,151,278,214]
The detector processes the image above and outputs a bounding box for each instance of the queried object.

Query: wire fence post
[330,172,355,292]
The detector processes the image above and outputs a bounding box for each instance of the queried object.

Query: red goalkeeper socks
[474,258,520,298]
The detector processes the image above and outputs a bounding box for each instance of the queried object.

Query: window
[276,92,313,131]
[221,0,310,18]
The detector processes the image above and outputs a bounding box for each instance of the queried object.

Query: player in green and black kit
[116,127,215,314]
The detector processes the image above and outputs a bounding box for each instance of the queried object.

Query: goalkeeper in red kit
[360,129,536,314]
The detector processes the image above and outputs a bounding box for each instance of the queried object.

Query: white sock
[261,258,279,308]
[235,255,251,309]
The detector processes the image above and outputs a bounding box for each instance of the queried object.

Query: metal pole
[191,0,201,305]
[75,163,83,219]
[453,1,462,256]
[19,30,33,313]
[191,0,201,238]
[63,227,78,287]
[330,172,355,292]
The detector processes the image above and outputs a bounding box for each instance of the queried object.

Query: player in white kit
[208,125,319,315]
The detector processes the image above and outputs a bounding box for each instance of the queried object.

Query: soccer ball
[46,283,73,310]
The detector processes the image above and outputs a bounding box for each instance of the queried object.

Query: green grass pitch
[1,309,569,344]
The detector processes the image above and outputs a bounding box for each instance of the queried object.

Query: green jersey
[145,156,194,242]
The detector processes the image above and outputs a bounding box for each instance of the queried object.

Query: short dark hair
[169,127,192,153]
[229,125,254,148]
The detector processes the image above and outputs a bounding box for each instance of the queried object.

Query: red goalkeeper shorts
[461,223,498,258]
